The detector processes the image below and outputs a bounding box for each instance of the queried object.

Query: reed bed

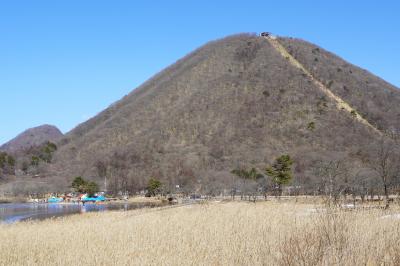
[1,201,400,265]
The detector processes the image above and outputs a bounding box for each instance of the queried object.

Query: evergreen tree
[71,176,99,196]
[72,176,87,193]
[265,155,294,196]
[147,178,162,196]
[85,181,99,197]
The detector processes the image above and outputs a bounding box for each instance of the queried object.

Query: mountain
[1,125,63,154]
[47,33,399,192]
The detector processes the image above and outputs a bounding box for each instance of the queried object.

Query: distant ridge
[1,125,63,153]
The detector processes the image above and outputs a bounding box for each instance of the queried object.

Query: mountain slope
[49,33,399,191]
[1,125,63,154]
[278,37,400,132]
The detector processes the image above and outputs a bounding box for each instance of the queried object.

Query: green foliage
[0,152,7,168]
[247,167,263,181]
[147,178,162,196]
[231,167,263,201]
[7,155,15,167]
[0,152,15,174]
[307,121,316,131]
[265,155,294,194]
[26,142,58,167]
[39,142,57,163]
[231,167,263,181]
[31,156,40,167]
[85,181,99,197]
[231,168,247,179]
[0,152,14,168]
[71,176,99,196]
[46,142,57,152]
[350,110,357,118]
[72,176,87,192]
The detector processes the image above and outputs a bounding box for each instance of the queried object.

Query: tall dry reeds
[0,201,399,265]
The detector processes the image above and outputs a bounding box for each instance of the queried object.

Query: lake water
[0,202,164,223]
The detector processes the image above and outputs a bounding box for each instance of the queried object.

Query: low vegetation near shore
[1,201,400,265]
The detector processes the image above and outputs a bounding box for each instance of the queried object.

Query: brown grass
[1,201,400,265]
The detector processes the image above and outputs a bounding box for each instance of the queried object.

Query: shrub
[277,210,349,265]
[147,178,162,196]
[71,176,99,196]
[307,122,316,131]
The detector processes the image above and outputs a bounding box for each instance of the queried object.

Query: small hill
[1,125,63,154]
[46,33,399,192]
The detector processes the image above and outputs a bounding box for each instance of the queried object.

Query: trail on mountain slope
[265,36,382,136]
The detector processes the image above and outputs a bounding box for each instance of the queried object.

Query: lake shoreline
[0,199,170,223]
[0,197,28,204]
[0,195,164,205]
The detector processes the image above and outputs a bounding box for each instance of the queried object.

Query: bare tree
[232,167,263,202]
[364,136,399,209]
[313,160,350,205]
[95,160,108,191]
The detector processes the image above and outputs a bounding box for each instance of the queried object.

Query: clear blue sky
[1,1,399,145]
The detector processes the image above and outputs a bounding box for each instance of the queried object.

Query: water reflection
[0,202,163,223]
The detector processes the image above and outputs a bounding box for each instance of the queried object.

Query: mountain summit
[49,33,399,191]
[1,125,63,154]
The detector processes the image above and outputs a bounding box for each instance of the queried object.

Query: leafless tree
[313,160,350,205]
[364,135,400,209]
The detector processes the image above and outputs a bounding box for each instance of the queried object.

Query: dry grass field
[1,200,400,265]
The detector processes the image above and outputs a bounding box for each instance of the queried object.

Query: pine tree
[265,155,294,196]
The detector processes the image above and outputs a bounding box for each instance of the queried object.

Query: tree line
[92,131,400,208]
[0,141,58,177]
[0,152,15,176]
[4,131,399,209]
